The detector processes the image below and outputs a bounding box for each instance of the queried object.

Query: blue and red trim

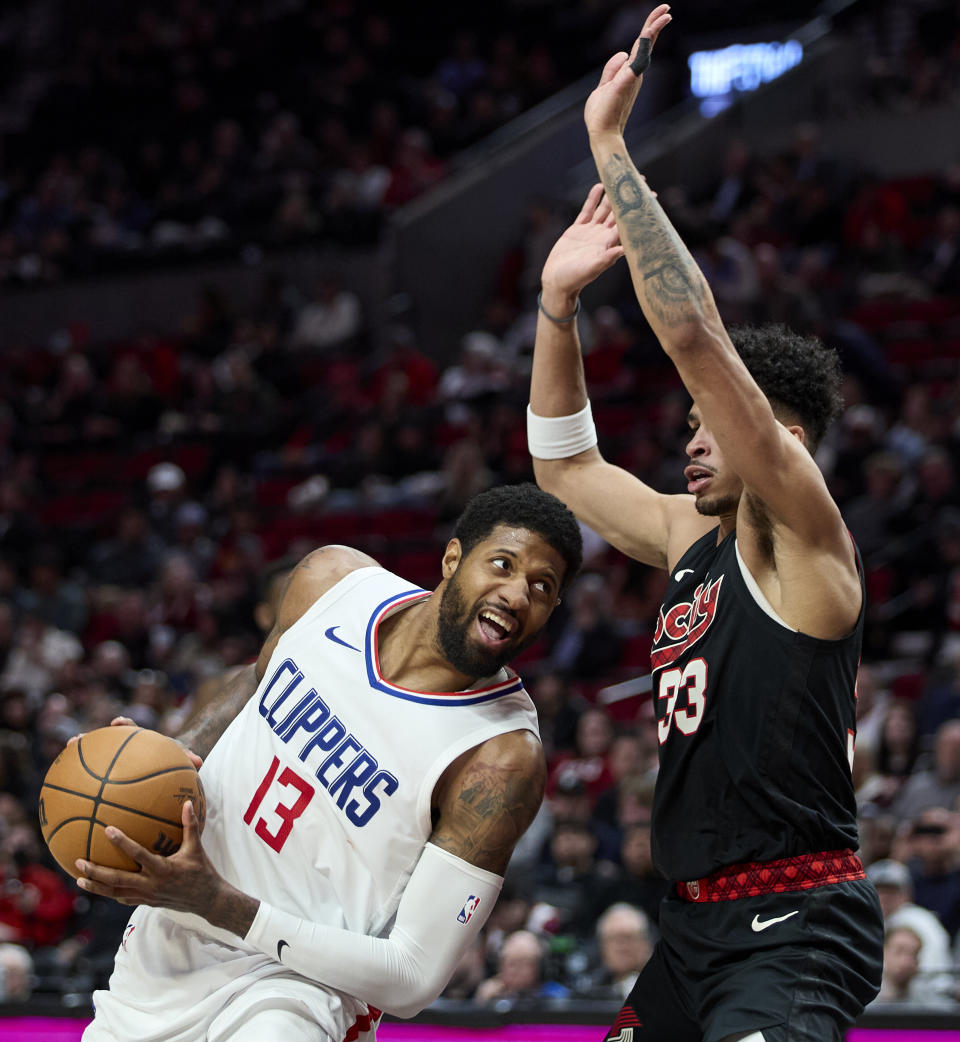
[364,589,525,706]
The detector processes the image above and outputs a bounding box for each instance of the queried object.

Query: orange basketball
[38,725,206,880]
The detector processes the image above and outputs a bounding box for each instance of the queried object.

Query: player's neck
[377,597,476,693]
[717,512,737,542]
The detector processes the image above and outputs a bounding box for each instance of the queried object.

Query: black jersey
[650,527,863,881]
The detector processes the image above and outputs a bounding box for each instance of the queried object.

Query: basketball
[38,725,206,880]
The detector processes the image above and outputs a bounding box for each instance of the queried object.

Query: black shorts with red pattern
[604,875,883,1042]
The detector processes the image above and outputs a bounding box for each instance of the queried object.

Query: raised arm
[75,730,544,1018]
[530,183,708,570]
[585,11,859,626]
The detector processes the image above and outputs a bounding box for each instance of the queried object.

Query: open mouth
[476,607,516,646]
[684,465,713,495]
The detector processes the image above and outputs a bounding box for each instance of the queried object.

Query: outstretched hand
[75,801,219,916]
[584,3,672,141]
[541,184,625,297]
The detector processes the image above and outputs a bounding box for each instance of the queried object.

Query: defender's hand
[584,4,672,142]
[540,184,624,298]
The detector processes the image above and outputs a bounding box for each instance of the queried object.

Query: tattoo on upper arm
[431,758,544,875]
[603,153,707,327]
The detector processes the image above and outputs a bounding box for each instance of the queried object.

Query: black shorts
[605,878,883,1042]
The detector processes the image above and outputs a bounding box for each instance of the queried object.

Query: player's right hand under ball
[74,800,258,939]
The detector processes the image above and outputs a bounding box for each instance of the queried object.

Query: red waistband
[676,849,865,903]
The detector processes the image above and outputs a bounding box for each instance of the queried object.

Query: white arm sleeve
[244,842,502,1018]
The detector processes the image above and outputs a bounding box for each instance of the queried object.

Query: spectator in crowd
[0,613,83,709]
[0,688,38,802]
[868,700,923,808]
[547,706,615,808]
[894,718,960,822]
[289,274,363,353]
[529,818,612,937]
[527,671,582,762]
[899,806,960,938]
[867,858,955,999]
[438,937,488,1002]
[593,733,658,831]
[145,462,189,543]
[0,943,34,1002]
[546,572,625,680]
[843,452,909,562]
[0,821,76,951]
[857,805,898,868]
[19,546,87,635]
[869,925,957,1008]
[87,507,167,589]
[580,818,669,930]
[588,903,654,1001]
[474,929,569,1005]
[918,649,960,739]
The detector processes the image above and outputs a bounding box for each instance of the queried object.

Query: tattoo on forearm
[178,666,258,759]
[612,170,646,215]
[207,885,258,938]
[604,153,708,327]
[643,260,695,301]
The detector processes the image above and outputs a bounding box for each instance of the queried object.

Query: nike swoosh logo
[751,910,799,932]
[324,626,360,652]
[674,568,694,581]
[277,939,289,961]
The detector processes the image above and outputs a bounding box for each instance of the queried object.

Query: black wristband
[629,38,652,75]
[537,291,581,324]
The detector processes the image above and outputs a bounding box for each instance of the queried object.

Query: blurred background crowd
[1,0,960,1020]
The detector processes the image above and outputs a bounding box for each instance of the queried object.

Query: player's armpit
[429,730,546,876]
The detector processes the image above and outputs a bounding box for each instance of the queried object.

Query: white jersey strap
[245,843,502,1018]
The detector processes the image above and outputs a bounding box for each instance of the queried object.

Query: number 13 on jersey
[244,755,315,852]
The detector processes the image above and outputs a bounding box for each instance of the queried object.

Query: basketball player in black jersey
[528,7,883,1041]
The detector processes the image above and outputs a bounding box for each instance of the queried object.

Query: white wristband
[527,402,598,460]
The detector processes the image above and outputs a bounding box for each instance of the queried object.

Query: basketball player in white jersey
[76,483,582,1042]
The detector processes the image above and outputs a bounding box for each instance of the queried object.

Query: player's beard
[687,481,742,518]
[436,570,527,679]
[694,490,740,517]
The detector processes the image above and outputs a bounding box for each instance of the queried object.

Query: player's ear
[441,539,463,579]
[786,424,806,446]
[253,602,274,633]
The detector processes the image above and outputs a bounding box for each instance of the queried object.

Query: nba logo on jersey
[458,895,481,924]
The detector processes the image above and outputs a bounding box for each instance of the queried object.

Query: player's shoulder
[279,545,381,624]
[458,729,546,791]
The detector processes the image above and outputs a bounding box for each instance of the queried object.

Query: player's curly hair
[727,324,844,450]
[453,482,583,592]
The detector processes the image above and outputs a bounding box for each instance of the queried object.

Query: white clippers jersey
[173,565,539,943]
